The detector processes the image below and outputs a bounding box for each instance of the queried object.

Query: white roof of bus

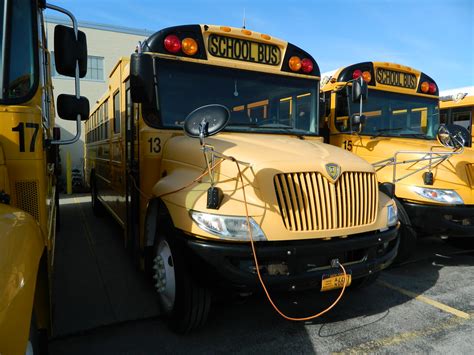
[439,86,474,97]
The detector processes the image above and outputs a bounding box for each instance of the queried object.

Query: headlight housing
[189,211,267,241]
[387,203,398,227]
[412,187,464,204]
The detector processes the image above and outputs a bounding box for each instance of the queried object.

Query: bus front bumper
[185,225,399,292]
[403,202,474,237]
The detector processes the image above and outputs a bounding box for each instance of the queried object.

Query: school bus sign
[208,34,281,65]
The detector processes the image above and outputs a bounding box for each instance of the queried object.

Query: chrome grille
[274,172,378,231]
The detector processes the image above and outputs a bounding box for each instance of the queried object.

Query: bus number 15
[343,140,353,151]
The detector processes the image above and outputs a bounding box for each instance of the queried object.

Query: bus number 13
[148,137,161,153]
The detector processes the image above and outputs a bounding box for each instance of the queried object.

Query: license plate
[208,34,281,65]
[321,272,351,292]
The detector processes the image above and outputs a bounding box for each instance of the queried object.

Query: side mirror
[350,113,366,132]
[183,104,230,145]
[130,53,155,105]
[437,124,470,149]
[351,77,368,103]
[57,94,90,121]
[54,25,88,78]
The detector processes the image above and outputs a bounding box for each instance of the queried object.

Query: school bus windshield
[0,0,36,102]
[147,59,318,135]
[336,90,439,139]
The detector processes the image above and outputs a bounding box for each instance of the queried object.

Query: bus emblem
[325,163,341,181]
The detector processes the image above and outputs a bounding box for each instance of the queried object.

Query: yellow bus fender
[0,204,46,354]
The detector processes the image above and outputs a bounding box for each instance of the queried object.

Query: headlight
[387,203,398,227]
[412,187,464,204]
[189,211,267,241]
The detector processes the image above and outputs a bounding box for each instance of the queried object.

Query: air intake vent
[274,172,378,231]
[15,180,40,221]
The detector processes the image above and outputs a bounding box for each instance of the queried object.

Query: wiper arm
[370,127,404,138]
[398,133,427,138]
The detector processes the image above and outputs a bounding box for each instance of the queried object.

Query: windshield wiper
[398,133,428,138]
[370,127,404,138]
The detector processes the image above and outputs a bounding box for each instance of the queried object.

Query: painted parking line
[334,313,470,354]
[377,280,470,319]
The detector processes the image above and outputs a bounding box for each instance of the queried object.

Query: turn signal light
[289,56,302,72]
[352,69,362,79]
[301,58,313,73]
[421,81,429,93]
[182,37,198,55]
[164,34,181,53]
[429,82,437,94]
[362,71,372,83]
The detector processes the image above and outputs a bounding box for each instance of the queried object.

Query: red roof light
[301,58,313,73]
[352,69,362,79]
[164,34,181,53]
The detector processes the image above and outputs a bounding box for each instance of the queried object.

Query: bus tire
[394,198,417,263]
[90,171,104,217]
[26,312,48,355]
[153,219,211,334]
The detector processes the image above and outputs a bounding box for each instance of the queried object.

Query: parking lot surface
[49,195,474,354]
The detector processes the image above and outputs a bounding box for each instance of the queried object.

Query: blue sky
[47,0,473,90]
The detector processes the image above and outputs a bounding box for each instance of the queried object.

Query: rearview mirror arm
[46,4,83,146]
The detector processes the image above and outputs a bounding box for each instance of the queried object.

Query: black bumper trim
[403,201,474,237]
[185,226,399,291]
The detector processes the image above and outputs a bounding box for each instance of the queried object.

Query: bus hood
[163,133,374,177]
[156,132,389,241]
[355,137,474,204]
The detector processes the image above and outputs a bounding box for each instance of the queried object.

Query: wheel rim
[154,240,176,313]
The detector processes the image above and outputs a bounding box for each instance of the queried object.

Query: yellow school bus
[85,26,399,333]
[440,86,474,147]
[0,1,89,353]
[321,62,474,259]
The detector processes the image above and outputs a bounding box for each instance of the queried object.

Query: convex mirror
[437,124,470,149]
[183,105,230,144]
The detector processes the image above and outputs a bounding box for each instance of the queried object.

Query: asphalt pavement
[49,194,474,354]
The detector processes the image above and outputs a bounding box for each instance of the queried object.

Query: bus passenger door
[125,82,140,254]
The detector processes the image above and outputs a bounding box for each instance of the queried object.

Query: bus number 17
[11,122,40,152]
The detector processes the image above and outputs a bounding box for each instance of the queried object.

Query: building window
[51,52,104,81]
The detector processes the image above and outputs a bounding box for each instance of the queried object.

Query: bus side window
[452,108,472,132]
[279,97,292,126]
[113,91,120,134]
[335,91,349,132]
[296,93,311,130]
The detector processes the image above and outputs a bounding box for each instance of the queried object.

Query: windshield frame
[0,0,39,105]
[335,88,440,140]
[143,58,320,137]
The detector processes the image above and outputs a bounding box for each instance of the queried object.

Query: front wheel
[153,227,211,333]
[394,198,417,263]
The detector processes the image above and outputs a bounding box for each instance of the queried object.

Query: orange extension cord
[155,154,348,321]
